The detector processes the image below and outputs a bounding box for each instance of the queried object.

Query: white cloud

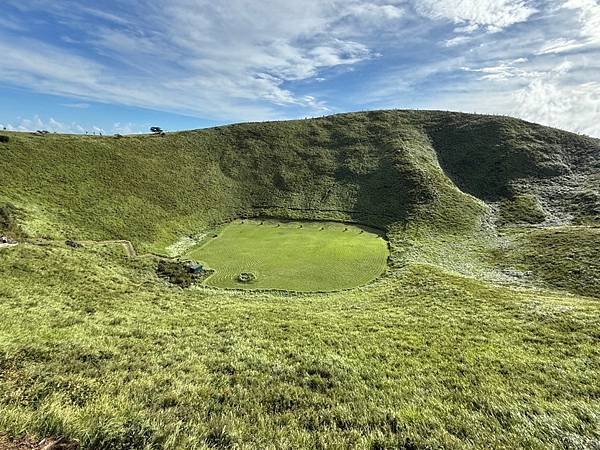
[415,0,537,32]
[0,0,598,138]
[551,0,600,53]
[416,54,600,137]
[564,0,600,38]
[0,0,402,122]
[112,122,148,135]
[75,5,133,26]
[345,3,404,21]
[511,79,600,137]
[454,23,480,33]
[461,58,539,81]
[537,38,587,55]
[2,117,170,136]
[0,116,90,134]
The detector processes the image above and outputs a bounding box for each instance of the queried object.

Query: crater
[185,219,389,291]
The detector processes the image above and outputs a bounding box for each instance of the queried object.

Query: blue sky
[0,0,599,136]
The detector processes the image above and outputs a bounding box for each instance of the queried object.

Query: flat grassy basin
[186,220,389,291]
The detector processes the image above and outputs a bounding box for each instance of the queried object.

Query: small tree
[150,126,163,134]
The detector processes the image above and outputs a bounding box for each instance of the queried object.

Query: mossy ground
[493,226,600,298]
[0,204,25,240]
[497,194,546,225]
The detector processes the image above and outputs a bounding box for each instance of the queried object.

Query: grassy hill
[0,110,599,449]
[2,110,597,251]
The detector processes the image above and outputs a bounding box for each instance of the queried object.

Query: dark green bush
[156,260,199,288]
[0,135,9,143]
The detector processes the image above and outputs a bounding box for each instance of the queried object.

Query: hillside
[1,110,597,251]
[0,110,599,449]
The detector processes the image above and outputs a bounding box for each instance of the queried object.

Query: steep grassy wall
[0,110,597,251]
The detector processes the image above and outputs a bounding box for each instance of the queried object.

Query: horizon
[1,0,599,137]
[2,108,598,138]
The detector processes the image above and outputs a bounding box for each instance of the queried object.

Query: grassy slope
[495,227,600,298]
[0,112,501,249]
[1,243,599,450]
[2,110,597,249]
[0,110,599,448]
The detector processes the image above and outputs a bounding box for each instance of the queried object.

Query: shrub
[65,239,82,249]
[238,272,256,283]
[0,203,24,239]
[0,135,9,143]
[156,260,201,288]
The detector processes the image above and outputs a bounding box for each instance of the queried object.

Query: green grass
[186,220,389,291]
[0,110,599,448]
[495,226,600,298]
[498,194,546,225]
[0,203,25,240]
[1,110,597,252]
[0,243,599,449]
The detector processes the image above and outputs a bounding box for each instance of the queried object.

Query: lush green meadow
[0,110,599,449]
[1,241,599,449]
[187,220,389,291]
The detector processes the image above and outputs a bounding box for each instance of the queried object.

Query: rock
[65,239,82,248]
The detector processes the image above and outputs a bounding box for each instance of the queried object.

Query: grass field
[0,110,599,449]
[0,241,599,449]
[186,220,389,291]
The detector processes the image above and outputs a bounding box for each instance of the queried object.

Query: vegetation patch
[0,111,599,448]
[0,244,599,449]
[237,272,256,283]
[156,259,210,288]
[187,220,389,291]
[3,111,596,251]
[494,227,600,298]
[0,203,25,240]
[498,194,546,225]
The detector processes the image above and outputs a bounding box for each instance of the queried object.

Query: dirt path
[79,239,138,257]
[0,434,77,450]
[3,238,182,262]
[1,237,184,262]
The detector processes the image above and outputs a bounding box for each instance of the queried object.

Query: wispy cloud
[0,0,391,121]
[414,0,537,33]
[0,14,26,32]
[0,116,151,135]
[0,116,88,134]
[0,0,598,136]
[112,122,148,135]
[61,102,91,109]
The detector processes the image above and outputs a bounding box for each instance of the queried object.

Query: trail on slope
[0,238,177,261]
